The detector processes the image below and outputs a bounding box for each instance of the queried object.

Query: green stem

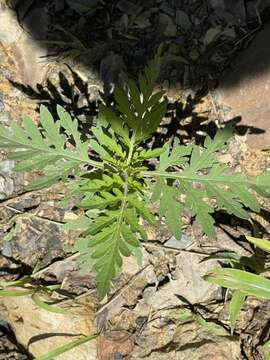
[116,132,137,236]
[126,133,136,167]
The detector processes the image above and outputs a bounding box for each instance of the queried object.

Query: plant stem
[112,132,137,251]
[126,133,136,167]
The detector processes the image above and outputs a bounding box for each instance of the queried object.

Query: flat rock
[0,7,48,87]
[0,184,70,267]
[0,160,24,200]
[1,296,97,360]
[143,252,220,310]
[216,23,270,149]
[131,320,240,359]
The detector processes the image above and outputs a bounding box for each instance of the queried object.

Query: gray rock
[0,8,48,87]
[0,8,23,43]
[131,321,240,359]
[1,241,12,257]
[164,234,193,250]
[160,2,175,17]
[159,13,177,37]
[204,26,222,45]
[2,215,65,267]
[176,10,192,31]
[117,0,142,15]
[210,0,246,25]
[0,96,5,111]
[143,252,220,310]
[0,160,24,200]
[1,296,97,360]
[0,185,71,267]
[210,0,226,9]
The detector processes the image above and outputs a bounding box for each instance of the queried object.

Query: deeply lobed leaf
[3,53,270,301]
[150,128,270,237]
[0,105,102,190]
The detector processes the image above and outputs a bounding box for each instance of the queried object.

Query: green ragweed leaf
[112,54,167,143]
[0,105,102,190]
[152,179,182,239]
[3,52,270,303]
[147,127,270,238]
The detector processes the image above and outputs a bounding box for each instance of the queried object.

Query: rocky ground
[1,0,270,359]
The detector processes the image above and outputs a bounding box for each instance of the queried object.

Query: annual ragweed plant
[1,54,270,298]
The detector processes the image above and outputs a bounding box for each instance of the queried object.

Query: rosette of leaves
[1,54,270,298]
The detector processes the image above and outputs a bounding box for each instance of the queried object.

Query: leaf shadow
[8,68,265,150]
[8,66,101,145]
[8,0,270,90]
[27,332,82,347]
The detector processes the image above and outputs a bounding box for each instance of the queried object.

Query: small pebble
[164,234,193,249]
[114,352,122,360]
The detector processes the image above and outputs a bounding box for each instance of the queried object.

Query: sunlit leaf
[205,268,270,300]
[35,334,97,360]
[229,290,246,335]
[32,294,69,314]
[246,236,270,254]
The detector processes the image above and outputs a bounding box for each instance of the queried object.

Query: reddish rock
[216,23,270,149]
[97,331,134,360]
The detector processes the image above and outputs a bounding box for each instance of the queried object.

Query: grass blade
[170,309,227,335]
[195,314,227,336]
[229,290,246,335]
[205,268,270,300]
[263,340,270,360]
[32,294,69,314]
[246,236,270,254]
[0,277,32,288]
[35,334,97,360]
[44,284,61,291]
[0,289,34,297]
[169,310,194,322]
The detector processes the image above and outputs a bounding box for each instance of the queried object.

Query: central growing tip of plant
[1,53,270,298]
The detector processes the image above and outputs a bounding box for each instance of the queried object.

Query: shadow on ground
[4,0,270,142]
[8,0,270,90]
[9,69,264,147]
